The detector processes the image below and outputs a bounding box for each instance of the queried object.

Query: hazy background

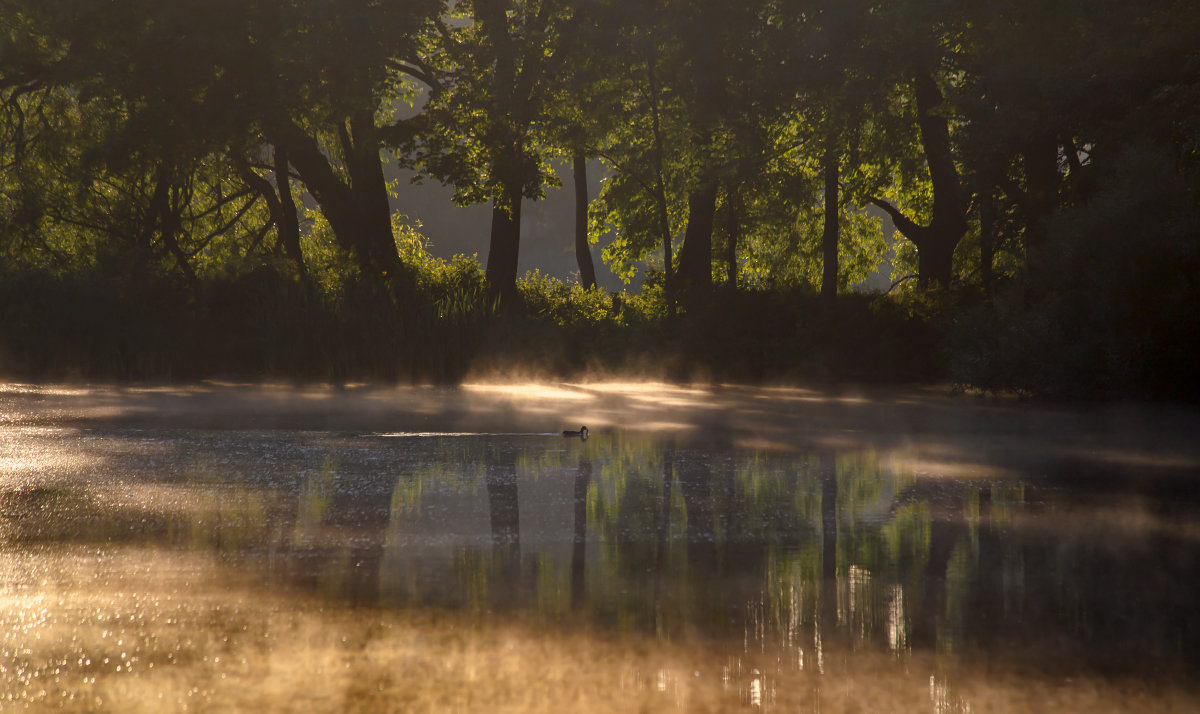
[388,162,895,294]
[389,160,631,291]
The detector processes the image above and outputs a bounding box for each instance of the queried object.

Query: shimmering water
[2,383,1199,712]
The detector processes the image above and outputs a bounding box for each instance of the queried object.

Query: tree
[398,0,575,302]
[2,0,439,283]
[250,0,438,281]
[591,0,775,306]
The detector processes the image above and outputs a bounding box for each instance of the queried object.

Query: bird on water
[562,425,589,439]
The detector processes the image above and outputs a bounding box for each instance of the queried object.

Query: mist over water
[2,383,1199,712]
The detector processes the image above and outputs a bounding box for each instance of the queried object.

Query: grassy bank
[0,264,946,386]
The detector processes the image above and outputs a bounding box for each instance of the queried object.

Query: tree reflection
[819,449,838,640]
[571,455,591,610]
[652,444,674,635]
[145,429,1200,683]
[485,444,522,610]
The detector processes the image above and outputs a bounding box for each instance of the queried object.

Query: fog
[389,162,632,292]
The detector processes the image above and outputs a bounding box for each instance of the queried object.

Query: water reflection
[3,421,1200,711]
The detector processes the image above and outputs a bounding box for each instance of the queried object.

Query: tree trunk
[486,173,523,302]
[871,72,967,288]
[235,150,302,274]
[572,145,597,290]
[675,175,718,296]
[917,240,956,290]
[647,56,674,314]
[979,183,996,294]
[273,145,304,274]
[136,168,169,273]
[1021,132,1061,253]
[821,142,840,302]
[723,190,741,288]
[273,122,399,280]
[346,111,403,278]
[913,71,967,287]
[148,166,196,284]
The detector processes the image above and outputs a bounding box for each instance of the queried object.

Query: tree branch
[191,196,261,255]
[868,196,926,246]
[996,175,1028,207]
[386,59,441,94]
[1061,133,1084,175]
[596,151,658,203]
[234,156,284,228]
[888,273,918,293]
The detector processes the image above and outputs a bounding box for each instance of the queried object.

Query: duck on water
[562,426,589,439]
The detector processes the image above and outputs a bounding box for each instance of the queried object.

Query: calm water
[2,384,1199,712]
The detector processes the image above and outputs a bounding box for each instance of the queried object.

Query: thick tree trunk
[272,145,303,274]
[912,72,967,287]
[486,175,523,302]
[821,143,840,302]
[917,242,956,290]
[979,183,996,294]
[572,146,597,290]
[346,112,403,278]
[476,0,532,305]
[1021,132,1061,253]
[871,72,967,288]
[675,176,718,295]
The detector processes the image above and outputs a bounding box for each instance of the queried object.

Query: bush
[0,224,948,387]
[950,143,1200,400]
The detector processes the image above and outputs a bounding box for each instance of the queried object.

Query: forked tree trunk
[274,123,400,280]
[871,71,968,288]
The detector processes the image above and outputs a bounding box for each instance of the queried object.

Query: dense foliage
[1,0,1197,397]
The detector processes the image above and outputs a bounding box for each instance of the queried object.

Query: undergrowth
[0,238,947,385]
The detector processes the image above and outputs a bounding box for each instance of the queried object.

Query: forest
[1,0,1197,398]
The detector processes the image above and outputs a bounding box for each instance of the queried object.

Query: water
[2,383,1199,712]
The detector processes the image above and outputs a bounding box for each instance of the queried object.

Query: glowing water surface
[2,383,1199,712]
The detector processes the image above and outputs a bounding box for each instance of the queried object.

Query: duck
[562,425,589,439]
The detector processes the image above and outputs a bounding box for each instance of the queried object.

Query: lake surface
[2,383,1199,712]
